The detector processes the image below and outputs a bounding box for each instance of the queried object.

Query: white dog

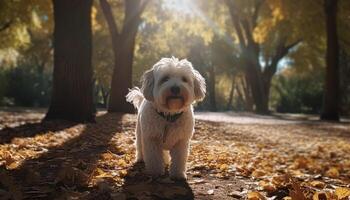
[126,57,206,180]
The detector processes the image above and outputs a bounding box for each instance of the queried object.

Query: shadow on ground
[121,162,194,200]
[1,113,122,199]
[0,120,77,144]
[0,113,195,200]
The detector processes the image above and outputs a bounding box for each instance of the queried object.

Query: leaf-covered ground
[0,109,350,200]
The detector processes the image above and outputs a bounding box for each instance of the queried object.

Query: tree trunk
[108,37,137,113]
[321,0,340,121]
[45,0,95,122]
[241,76,254,111]
[243,53,268,114]
[101,86,109,108]
[100,0,144,113]
[226,77,235,110]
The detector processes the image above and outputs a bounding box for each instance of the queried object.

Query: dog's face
[141,57,206,113]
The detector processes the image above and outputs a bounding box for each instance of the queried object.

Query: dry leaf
[259,180,277,193]
[252,170,266,178]
[288,176,307,200]
[247,191,266,200]
[335,187,350,199]
[228,191,243,198]
[207,189,214,195]
[325,167,339,178]
[309,181,326,189]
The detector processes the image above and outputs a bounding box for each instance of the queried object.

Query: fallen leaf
[247,191,266,200]
[228,191,243,198]
[252,170,266,178]
[219,164,229,171]
[189,178,206,184]
[309,181,326,189]
[288,175,307,200]
[259,180,277,193]
[325,167,339,178]
[335,187,350,199]
[207,189,214,195]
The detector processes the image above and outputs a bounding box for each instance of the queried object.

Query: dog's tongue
[167,98,184,110]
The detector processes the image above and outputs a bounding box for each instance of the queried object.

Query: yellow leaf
[335,187,350,199]
[309,181,326,189]
[259,180,277,193]
[119,170,127,178]
[219,164,229,171]
[101,152,114,160]
[252,170,266,178]
[325,167,339,178]
[94,168,112,179]
[247,191,266,200]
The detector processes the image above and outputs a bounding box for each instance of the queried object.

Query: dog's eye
[182,76,188,83]
[160,76,169,84]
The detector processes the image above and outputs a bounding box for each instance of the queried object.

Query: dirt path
[195,111,350,124]
[0,110,349,200]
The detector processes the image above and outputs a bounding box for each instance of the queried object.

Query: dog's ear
[141,69,154,101]
[193,69,206,101]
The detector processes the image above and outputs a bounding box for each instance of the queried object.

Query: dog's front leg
[143,139,165,177]
[135,122,143,162]
[169,140,189,180]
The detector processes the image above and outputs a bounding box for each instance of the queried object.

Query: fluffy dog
[126,57,206,180]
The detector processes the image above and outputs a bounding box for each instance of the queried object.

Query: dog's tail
[126,87,144,110]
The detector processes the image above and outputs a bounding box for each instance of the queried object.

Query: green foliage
[0,65,51,107]
[273,69,324,114]
[0,68,9,104]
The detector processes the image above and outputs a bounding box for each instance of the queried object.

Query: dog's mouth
[166,96,184,110]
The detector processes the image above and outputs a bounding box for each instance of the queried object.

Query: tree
[0,0,52,67]
[99,0,148,113]
[225,0,301,114]
[320,0,340,121]
[45,0,95,122]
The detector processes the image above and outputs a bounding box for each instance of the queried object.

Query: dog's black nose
[170,86,180,95]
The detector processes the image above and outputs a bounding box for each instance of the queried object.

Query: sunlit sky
[163,0,194,14]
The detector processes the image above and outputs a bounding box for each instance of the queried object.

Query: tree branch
[264,39,302,78]
[0,20,12,32]
[122,0,148,37]
[251,0,264,30]
[225,0,247,49]
[99,0,120,47]
[241,19,254,46]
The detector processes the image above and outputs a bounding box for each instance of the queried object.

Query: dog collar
[157,111,183,123]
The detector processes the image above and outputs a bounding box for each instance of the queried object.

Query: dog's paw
[170,171,187,180]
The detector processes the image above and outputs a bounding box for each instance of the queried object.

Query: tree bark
[45,0,95,122]
[100,0,145,113]
[239,76,253,111]
[321,0,340,121]
[226,77,235,110]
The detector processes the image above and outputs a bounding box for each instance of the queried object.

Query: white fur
[126,57,206,180]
